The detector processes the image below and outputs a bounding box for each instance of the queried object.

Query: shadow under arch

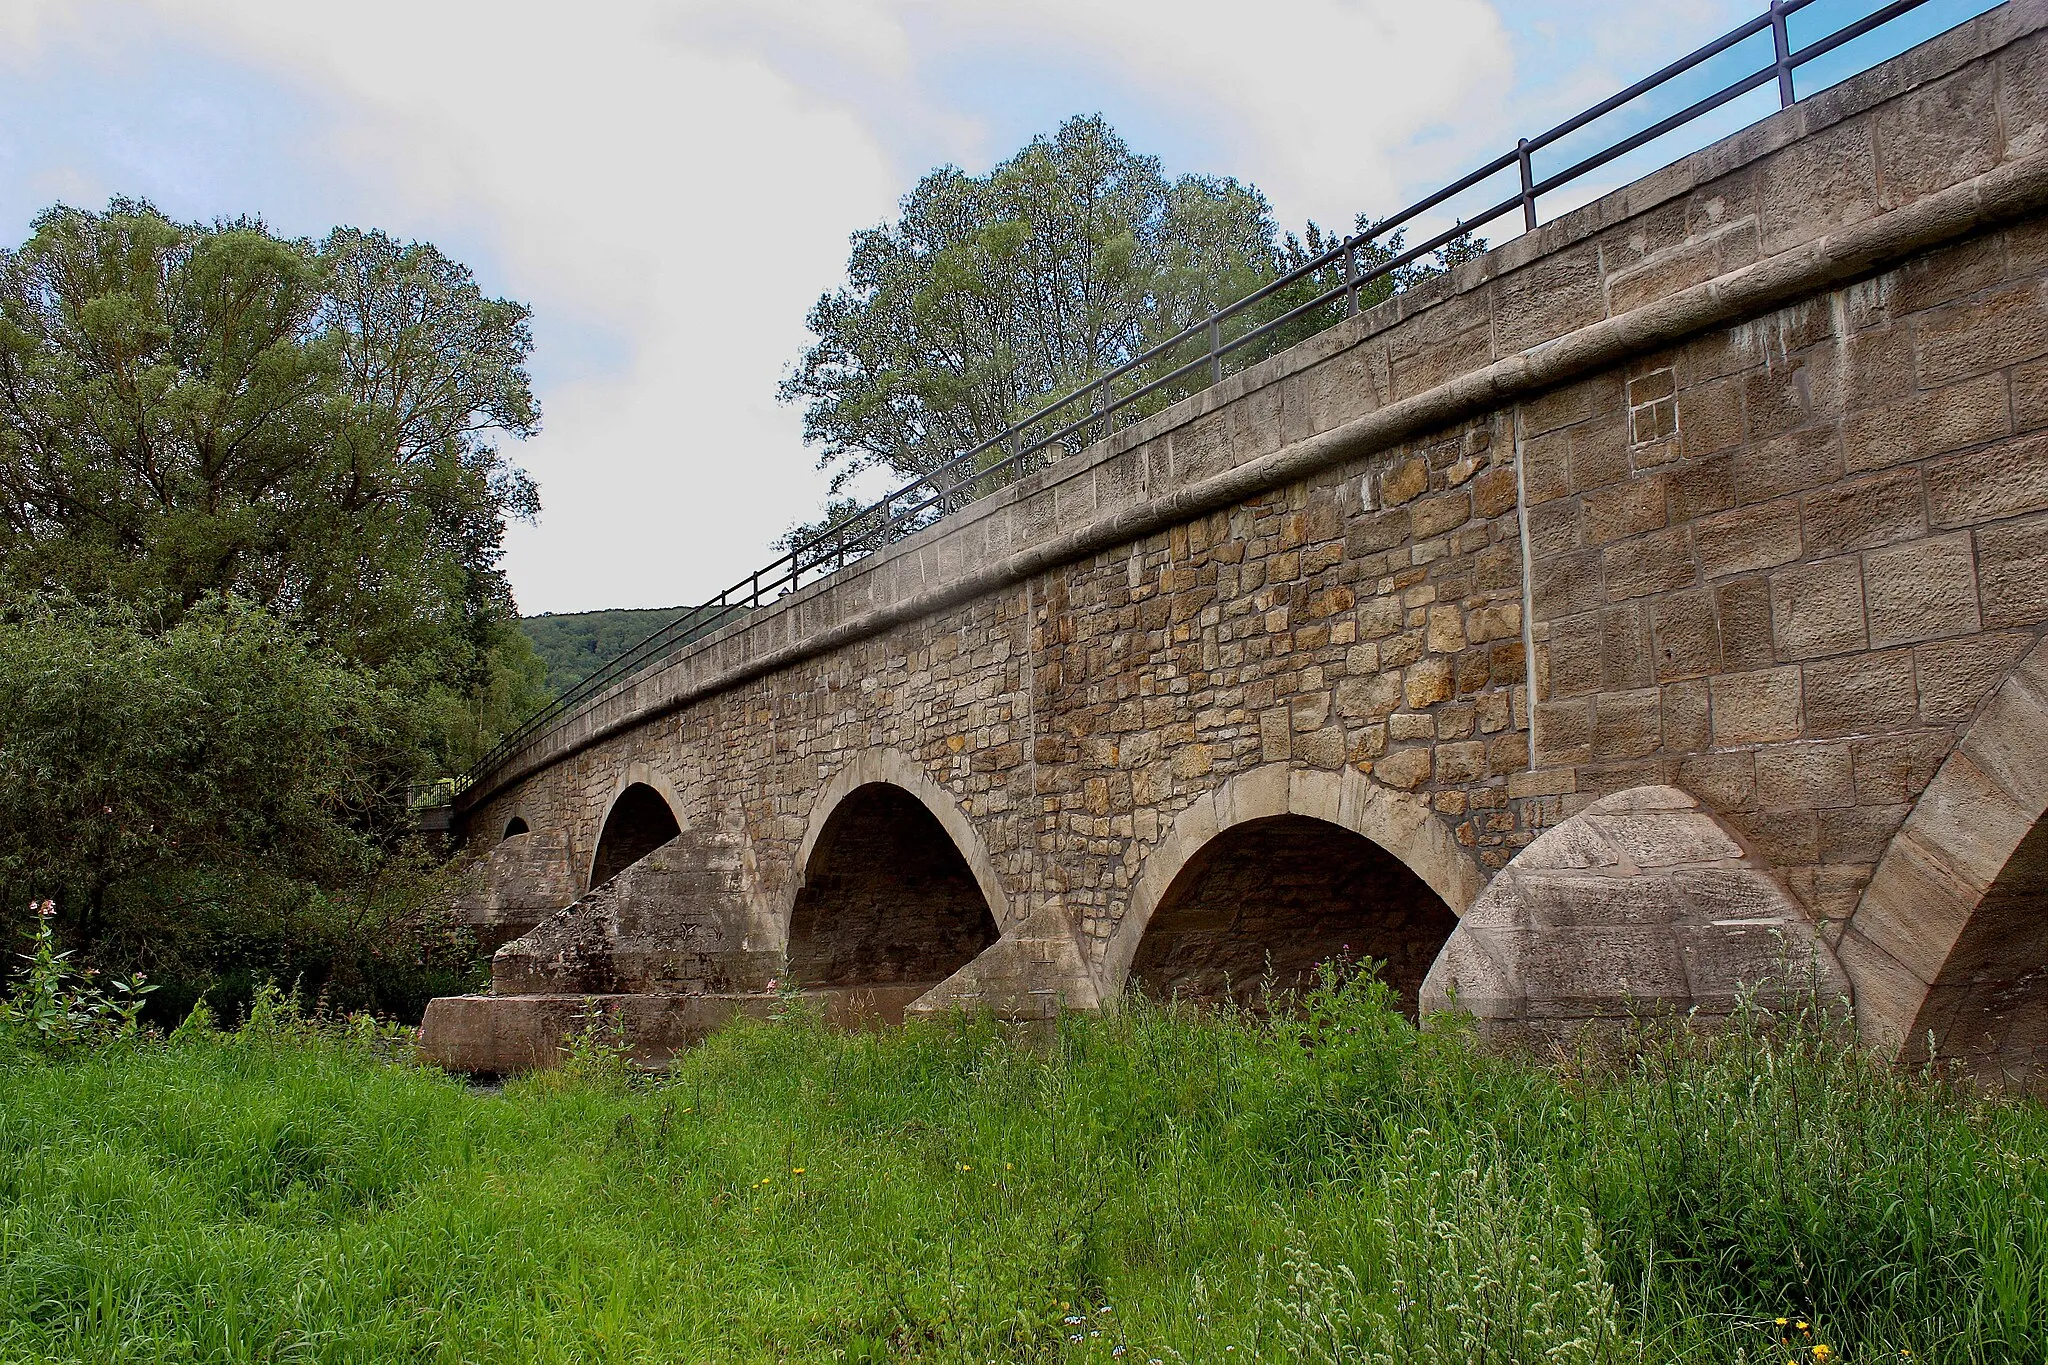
[589,780,682,890]
[787,750,1006,991]
[502,816,530,841]
[1841,639,2048,1084]
[1104,764,1482,1018]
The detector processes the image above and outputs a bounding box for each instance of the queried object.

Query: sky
[0,0,1999,615]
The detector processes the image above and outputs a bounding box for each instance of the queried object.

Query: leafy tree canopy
[778,113,1483,536]
[0,198,546,769]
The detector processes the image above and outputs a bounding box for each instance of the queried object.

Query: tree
[0,200,551,1014]
[0,199,546,770]
[778,117,1486,555]
[778,116,1278,498]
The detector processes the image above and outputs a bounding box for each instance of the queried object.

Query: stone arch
[588,765,684,890]
[1422,785,1848,1047]
[1840,640,2048,1083]
[792,748,1013,931]
[1102,764,1483,1014]
[786,748,1007,989]
[502,815,530,841]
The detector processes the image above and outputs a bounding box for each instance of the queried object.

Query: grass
[0,975,2042,1364]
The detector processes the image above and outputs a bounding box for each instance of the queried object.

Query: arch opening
[1129,813,1457,1019]
[787,782,1000,989]
[502,816,530,841]
[590,783,681,889]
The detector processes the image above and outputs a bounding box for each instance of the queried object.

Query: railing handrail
[459,0,1944,797]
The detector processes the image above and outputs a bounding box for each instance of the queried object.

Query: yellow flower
[1776,1319,1789,1327]
[791,1167,804,1175]
[1797,1322,1810,1332]
[1811,1347,1831,1361]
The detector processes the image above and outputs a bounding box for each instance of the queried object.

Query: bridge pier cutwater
[423,3,2048,1085]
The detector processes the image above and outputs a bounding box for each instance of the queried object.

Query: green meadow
[1,978,2042,1364]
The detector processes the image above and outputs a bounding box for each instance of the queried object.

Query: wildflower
[1776,1319,1789,1327]
[765,979,779,991]
[959,1164,972,1172]
[791,1167,804,1175]
[1064,1315,1085,1326]
[1797,1322,1809,1332]
[1812,1348,1831,1361]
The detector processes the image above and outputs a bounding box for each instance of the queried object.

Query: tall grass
[0,974,2039,1363]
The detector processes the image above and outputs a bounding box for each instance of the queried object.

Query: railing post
[1770,0,1795,107]
[1517,138,1537,232]
[1208,316,1222,385]
[1343,242,1359,318]
[750,570,760,608]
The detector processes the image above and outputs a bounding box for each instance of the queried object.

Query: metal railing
[462,0,1950,794]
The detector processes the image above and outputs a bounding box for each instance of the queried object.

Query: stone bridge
[422,3,2048,1086]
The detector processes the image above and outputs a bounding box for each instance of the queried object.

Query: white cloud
[7,0,1761,614]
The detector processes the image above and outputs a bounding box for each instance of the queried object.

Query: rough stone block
[1405,655,1455,708]
[1592,687,1663,761]
[1427,605,1467,653]
[1714,576,1776,670]
[1842,372,2008,473]
[1915,632,2034,724]
[1534,697,1593,767]
[1976,514,2048,627]
[1801,649,1919,738]
[1863,534,1981,648]
[1770,556,1866,660]
[1375,747,1433,790]
[1661,678,1712,755]
[1546,612,1603,698]
[1582,476,1667,546]
[1875,60,2001,208]
[1534,544,1609,619]
[1651,589,1720,682]
[1801,469,1925,557]
[1917,282,2048,387]
[1759,116,1879,255]
[1928,434,2048,530]
[1695,497,1802,579]
[1467,602,1522,644]
[1737,427,1843,504]
[1602,604,1653,690]
[1435,739,1488,783]
[1710,666,1804,745]
[1603,527,1697,600]
[1754,742,1855,811]
[1676,749,1756,811]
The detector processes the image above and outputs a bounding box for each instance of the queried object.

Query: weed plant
[0,968,2040,1363]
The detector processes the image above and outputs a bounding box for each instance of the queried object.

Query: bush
[0,598,487,1021]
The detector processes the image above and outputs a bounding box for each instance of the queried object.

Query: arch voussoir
[1842,639,2048,1078]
